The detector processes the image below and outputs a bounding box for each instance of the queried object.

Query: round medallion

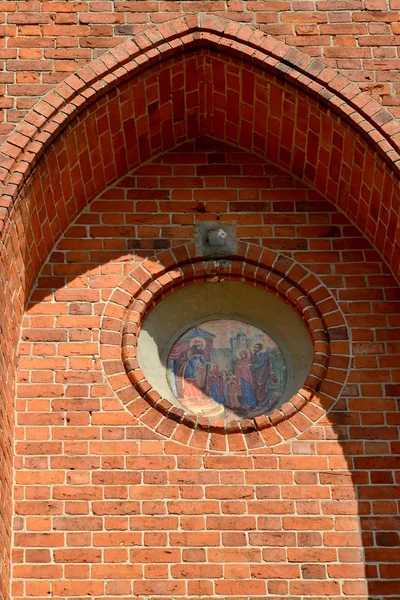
[167,318,288,421]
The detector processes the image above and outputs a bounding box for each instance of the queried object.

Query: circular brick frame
[100,243,350,452]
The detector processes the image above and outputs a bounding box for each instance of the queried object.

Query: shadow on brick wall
[13,138,400,600]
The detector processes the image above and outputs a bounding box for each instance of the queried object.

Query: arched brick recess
[13,137,400,599]
[1,13,400,600]
[99,242,350,451]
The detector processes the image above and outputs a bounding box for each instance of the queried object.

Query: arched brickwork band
[99,243,350,453]
[1,14,400,282]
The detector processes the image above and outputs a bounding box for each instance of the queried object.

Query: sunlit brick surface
[12,140,400,600]
[3,0,400,141]
[1,12,400,600]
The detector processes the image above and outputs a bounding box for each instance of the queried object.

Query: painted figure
[175,338,208,397]
[222,370,229,404]
[208,364,226,405]
[251,343,276,408]
[227,370,240,409]
[235,348,257,408]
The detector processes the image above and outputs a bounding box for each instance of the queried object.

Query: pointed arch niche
[1,13,400,599]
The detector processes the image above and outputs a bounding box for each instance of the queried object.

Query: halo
[190,337,206,349]
[253,342,264,351]
[237,347,250,359]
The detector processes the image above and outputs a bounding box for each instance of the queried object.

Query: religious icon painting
[167,318,288,421]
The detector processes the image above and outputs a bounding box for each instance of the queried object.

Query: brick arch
[1,13,400,285]
[1,13,400,597]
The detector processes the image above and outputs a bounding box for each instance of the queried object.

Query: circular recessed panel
[167,318,288,421]
[137,281,313,423]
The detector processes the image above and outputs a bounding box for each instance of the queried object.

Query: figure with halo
[235,348,257,408]
[179,337,208,397]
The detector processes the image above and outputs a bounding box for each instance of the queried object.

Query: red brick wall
[0,10,400,600]
[3,0,400,143]
[13,140,400,600]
